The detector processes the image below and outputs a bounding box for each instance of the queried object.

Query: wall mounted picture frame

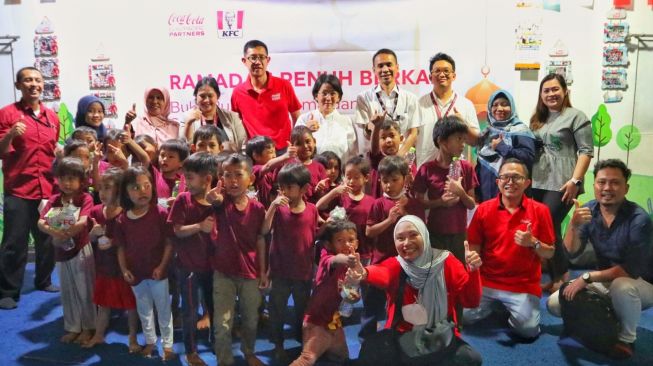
[604,22,629,42]
[603,44,628,66]
[602,68,628,89]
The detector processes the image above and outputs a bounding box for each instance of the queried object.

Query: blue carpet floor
[1,264,652,366]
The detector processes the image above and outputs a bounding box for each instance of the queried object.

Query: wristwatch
[571,178,583,187]
[582,272,592,283]
[532,240,542,250]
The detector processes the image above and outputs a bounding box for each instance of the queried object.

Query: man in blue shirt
[547,159,653,359]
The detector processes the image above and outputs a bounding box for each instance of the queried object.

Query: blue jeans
[178,268,213,353]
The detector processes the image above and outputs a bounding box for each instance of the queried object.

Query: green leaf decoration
[57,102,75,145]
[591,104,612,147]
[616,125,641,152]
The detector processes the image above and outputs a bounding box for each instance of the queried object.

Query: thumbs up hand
[514,221,535,247]
[570,199,592,229]
[464,240,482,271]
[206,180,224,205]
[307,112,320,132]
[89,217,104,238]
[125,103,137,124]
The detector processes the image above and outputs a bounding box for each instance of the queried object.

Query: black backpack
[559,281,621,355]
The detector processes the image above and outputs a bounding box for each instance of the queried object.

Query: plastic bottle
[405,147,416,167]
[449,157,462,181]
[51,204,77,251]
[171,180,180,198]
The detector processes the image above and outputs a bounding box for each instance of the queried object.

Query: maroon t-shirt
[252,164,276,208]
[150,165,186,200]
[413,159,478,235]
[167,191,213,272]
[211,196,266,279]
[88,204,121,277]
[290,159,328,203]
[40,192,94,262]
[112,204,171,286]
[304,252,348,327]
[366,196,425,264]
[336,193,375,258]
[269,203,319,281]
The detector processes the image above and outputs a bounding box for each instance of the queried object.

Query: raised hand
[490,133,504,150]
[271,191,289,208]
[370,111,387,127]
[514,222,535,247]
[286,141,298,159]
[464,240,482,271]
[206,180,224,205]
[306,112,320,132]
[89,217,104,237]
[570,199,592,228]
[125,103,137,124]
[199,216,215,233]
[315,178,331,193]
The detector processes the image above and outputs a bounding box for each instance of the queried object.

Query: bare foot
[81,335,105,348]
[128,339,142,354]
[163,347,177,361]
[74,329,94,344]
[60,332,80,343]
[245,354,265,366]
[185,352,207,366]
[196,313,211,330]
[140,344,155,358]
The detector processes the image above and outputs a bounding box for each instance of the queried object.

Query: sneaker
[608,341,634,359]
[0,297,17,310]
[37,284,60,293]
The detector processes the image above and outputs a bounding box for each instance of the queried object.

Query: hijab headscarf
[143,87,174,127]
[478,90,535,176]
[74,95,106,140]
[395,215,449,328]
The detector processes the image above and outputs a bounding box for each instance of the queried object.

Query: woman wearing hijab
[128,87,180,145]
[476,90,535,202]
[349,215,483,366]
[75,95,107,140]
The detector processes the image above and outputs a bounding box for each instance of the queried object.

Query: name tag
[271,93,281,101]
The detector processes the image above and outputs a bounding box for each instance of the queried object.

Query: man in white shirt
[355,49,420,157]
[416,53,480,167]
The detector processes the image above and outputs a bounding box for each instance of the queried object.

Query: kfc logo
[217,10,244,38]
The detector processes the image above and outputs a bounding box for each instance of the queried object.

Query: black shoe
[608,341,634,359]
[0,297,17,310]
[37,284,60,293]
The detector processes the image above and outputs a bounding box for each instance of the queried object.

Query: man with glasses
[231,39,301,154]
[415,52,480,167]
[463,158,555,340]
[0,67,60,309]
[546,159,653,359]
[354,48,421,157]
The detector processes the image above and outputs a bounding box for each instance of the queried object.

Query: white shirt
[415,91,480,167]
[296,109,358,164]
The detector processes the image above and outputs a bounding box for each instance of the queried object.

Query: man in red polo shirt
[231,40,301,153]
[463,158,555,340]
[0,67,60,310]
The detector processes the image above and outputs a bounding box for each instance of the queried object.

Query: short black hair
[243,39,268,55]
[15,66,41,82]
[119,165,156,210]
[72,126,97,141]
[135,134,157,149]
[500,158,530,178]
[277,162,311,187]
[429,52,456,73]
[54,157,87,181]
[593,159,631,181]
[432,115,469,148]
[245,135,275,161]
[193,124,226,145]
[222,153,252,173]
[290,125,314,145]
[160,139,190,162]
[379,120,401,133]
[63,139,89,157]
[345,155,371,176]
[193,76,220,97]
[183,152,218,177]
[378,155,409,177]
[372,48,398,65]
[312,74,343,100]
[319,219,357,244]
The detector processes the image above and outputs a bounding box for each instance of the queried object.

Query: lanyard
[430,92,457,120]
[375,87,399,120]
[200,114,222,129]
[30,111,53,129]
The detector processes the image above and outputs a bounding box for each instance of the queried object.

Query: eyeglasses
[246,55,268,63]
[127,183,152,192]
[498,174,526,183]
[431,69,453,76]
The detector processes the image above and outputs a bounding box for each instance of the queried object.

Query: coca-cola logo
[168,13,205,26]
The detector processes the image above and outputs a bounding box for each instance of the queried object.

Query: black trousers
[0,195,54,300]
[532,188,572,280]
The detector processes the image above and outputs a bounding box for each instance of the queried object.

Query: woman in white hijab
[350,215,483,366]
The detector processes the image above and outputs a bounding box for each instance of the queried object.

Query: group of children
[39,109,478,366]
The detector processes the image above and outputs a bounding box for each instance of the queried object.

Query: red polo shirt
[231,72,301,150]
[0,101,59,200]
[467,195,555,297]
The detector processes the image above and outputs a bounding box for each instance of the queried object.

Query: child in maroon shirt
[261,163,320,363]
[362,155,425,339]
[367,119,416,198]
[290,126,328,203]
[168,152,217,366]
[113,165,175,360]
[290,220,361,366]
[38,158,95,344]
[151,138,189,208]
[207,153,267,366]
[314,151,343,217]
[245,135,297,208]
[83,168,140,351]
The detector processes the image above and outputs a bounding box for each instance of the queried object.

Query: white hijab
[395,215,449,328]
